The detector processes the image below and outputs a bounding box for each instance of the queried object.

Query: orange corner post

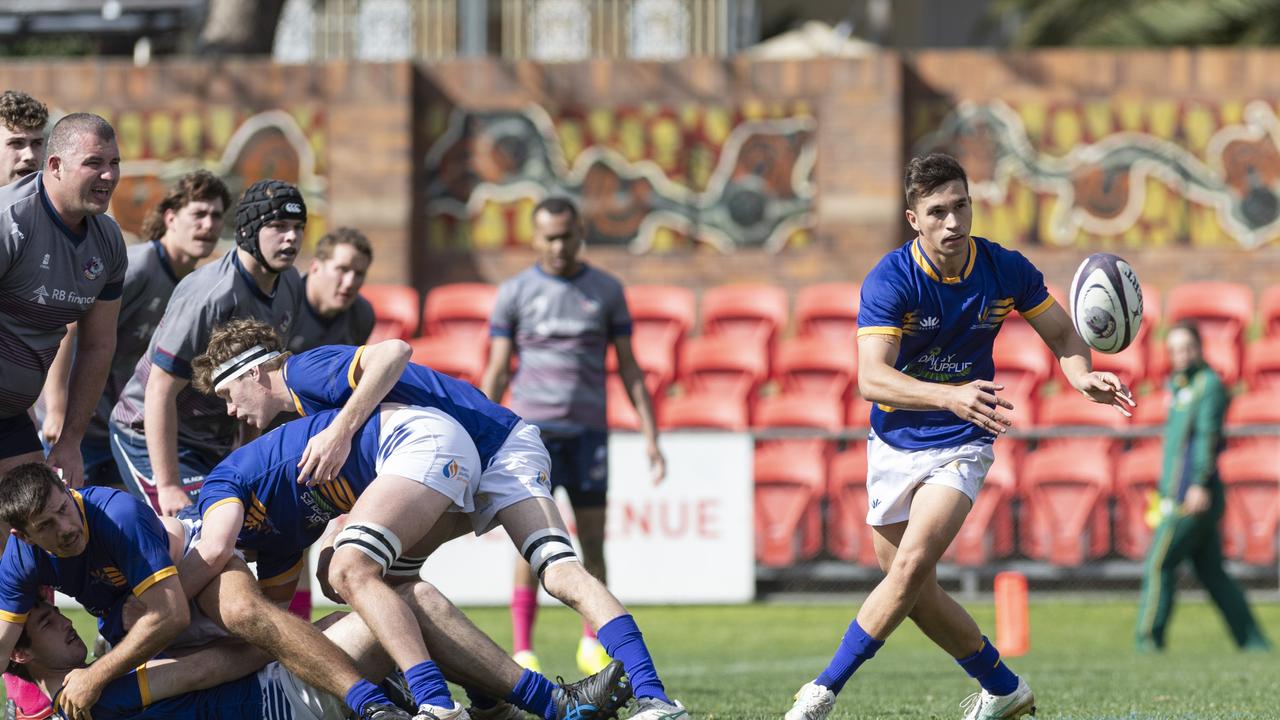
[994,571,1030,657]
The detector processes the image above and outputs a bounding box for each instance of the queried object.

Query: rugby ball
[1069,253,1143,354]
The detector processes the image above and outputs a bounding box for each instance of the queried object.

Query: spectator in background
[287,226,375,352]
[40,170,230,488]
[1135,321,1270,652]
[0,90,47,186]
[480,196,666,679]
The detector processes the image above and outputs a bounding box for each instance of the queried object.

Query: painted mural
[912,99,1280,249]
[90,106,328,245]
[422,102,816,253]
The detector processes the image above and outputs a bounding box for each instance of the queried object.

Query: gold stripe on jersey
[1021,295,1056,320]
[348,346,366,390]
[132,566,178,597]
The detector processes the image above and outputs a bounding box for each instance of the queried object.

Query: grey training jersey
[285,277,375,352]
[489,264,631,430]
[85,241,180,443]
[110,251,303,454]
[0,173,127,418]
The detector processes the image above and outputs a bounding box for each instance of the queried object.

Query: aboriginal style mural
[912,99,1280,249]
[93,106,328,244]
[422,102,817,253]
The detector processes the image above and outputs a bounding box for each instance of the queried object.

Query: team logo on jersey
[31,285,49,305]
[40,253,50,269]
[919,316,940,329]
[82,256,104,280]
[441,459,460,479]
[90,566,127,588]
[277,311,294,335]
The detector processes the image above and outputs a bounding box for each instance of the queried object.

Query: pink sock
[511,586,538,653]
[5,672,51,717]
[288,588,312,620]
[582,620,597,640]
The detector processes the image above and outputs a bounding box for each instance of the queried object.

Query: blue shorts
[0,413,42,461]
[108,421,217,514]
[536,425,609,509]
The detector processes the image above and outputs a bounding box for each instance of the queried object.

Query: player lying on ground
[786,153,1134,720]
[9,575,629,720]
[0,463,412,720]
[185,320,687,720]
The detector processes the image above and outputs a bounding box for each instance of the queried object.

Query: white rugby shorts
[166,515,242,648]
[258,660,348,720]
[376,405,553,536]
[865,433,995,526]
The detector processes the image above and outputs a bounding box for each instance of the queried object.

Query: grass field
[35,598,1280,719]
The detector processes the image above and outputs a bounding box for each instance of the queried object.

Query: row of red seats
[758,439,1280,570]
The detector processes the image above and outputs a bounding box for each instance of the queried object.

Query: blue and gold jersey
[857,235,1054,450]
[196,410,383,586]
[58,664,262,720]
[282,344,521,467]
[0,488,176,644]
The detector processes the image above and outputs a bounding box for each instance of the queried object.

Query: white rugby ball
[1069,252,1143,354]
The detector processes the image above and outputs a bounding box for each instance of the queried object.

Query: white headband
[212,345,281,392]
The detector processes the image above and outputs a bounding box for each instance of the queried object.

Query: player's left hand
[59,666,103,720]
[1182,484,1211,516]
[297,425,354,486]
[45,439,84,488]
[1073,371,1135,417]
[648,444,666,485]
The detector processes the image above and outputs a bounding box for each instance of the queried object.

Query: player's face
[906,179,972,264]
[17,488,88,558]
[1167,327,1202,373]
[219,371,275,429]
[166,198,226,260]
[52,134,121,216]
[309,244,370,314]
[20,603,88,670]
[532,209,583,277]
[0,123,44,185]
[257,218,303,270]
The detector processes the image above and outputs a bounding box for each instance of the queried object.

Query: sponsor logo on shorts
[870,498,881,509]
[82,256,104,280]
[442,459,460,479]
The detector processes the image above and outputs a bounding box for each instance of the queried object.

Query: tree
[988,0,1280,47]
[199,0,290,55]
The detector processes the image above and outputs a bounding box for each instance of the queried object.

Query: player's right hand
[157,484,193,517]
[948,380,1014,435]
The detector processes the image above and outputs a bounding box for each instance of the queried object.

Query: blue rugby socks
[505,668,559,720]
[598,614,671,703]
[405,660,454,708]
[957,637,1019,696]
[815,619,884,695]
[345,679,397,717]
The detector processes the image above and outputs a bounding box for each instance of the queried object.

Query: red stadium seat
[678,335,768,403]
[361,283,421,341]
[1113,443,1163,560]
[753,392,843,466]
[625,285,696,379]
[944,446,1016,566]
[1089,346,1145,393]
[1146,338,1240,387]
[1243,336,1280,391]
[754,443,827,567]
[1225,389,1280,449]
[1218,442,1280,565]
[406,336,484,385]
[606,341,676,395]
[1260,286,1280,339]
[657,392,748,431]
[1129,390,1169,451]
[1165,282,1253,382]
[773,336,856,401]
[422,283,496,343]
[1019,447,1113,566]
[826,444,878,567]
[1036,391,1129,459]
[699,284,789,353]
[993,330,1052,400]
[846,397,873,433]
[795,283,860,341]
[606,375,641,432]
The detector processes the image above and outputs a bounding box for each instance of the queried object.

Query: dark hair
[1168,320,1202,348]
[533,196,579,222]
[314,226,372,263]
[904,153,968,210]
[0,90,48,133]
[46,113,115,160]
[4,601,57,681]
[0,463,62,532]
[139,170,232,241]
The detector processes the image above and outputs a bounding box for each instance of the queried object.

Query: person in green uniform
[1135,321,1270,652]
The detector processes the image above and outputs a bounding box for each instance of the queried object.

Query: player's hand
[1182,484,1211,516]
[59,666,103,720]
[947,380,1014,435]
[157,484,193,517]
[1073,371,1135,417]
[41,410,64,445]
[45,440,84,488]
[647,443,666,485]
[297,424,353,486]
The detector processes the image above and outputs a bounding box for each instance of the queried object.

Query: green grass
[22,599,1280,718]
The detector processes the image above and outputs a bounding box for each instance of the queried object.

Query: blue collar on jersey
[36,174,90,246]
[150,240,180,284]
[911,237,976,284]
[231,250,279,303]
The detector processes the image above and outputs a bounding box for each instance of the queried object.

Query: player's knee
[397,580,450,614]
[220,589,271,634]
[330,521,405,591]
[887,547,935,589]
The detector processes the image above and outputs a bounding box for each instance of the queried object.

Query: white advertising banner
[309,431,755,606]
